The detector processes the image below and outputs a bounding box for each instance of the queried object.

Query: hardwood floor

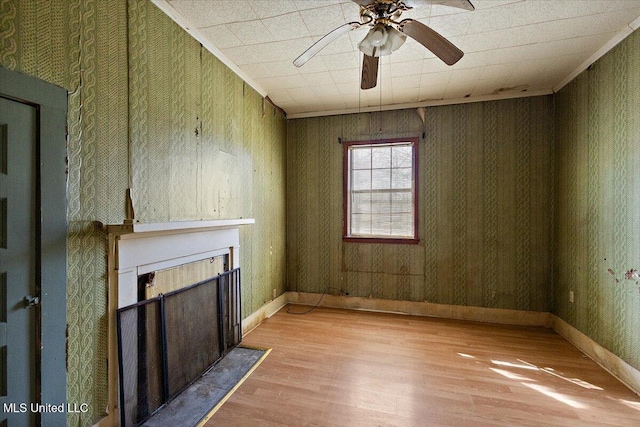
[205,306,640,426]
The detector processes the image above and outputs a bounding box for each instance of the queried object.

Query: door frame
[0,66,67,426]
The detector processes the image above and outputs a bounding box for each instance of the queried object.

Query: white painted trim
[131,218,255,234]
[286,89,553,119]
[150,0,267,98]
[242,293,289,336]
[115,228,241,273]
[551,315,640,396]
[104,218,255,236]
[554,20,640,93]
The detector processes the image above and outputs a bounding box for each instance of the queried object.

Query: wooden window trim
[342,137,419,244]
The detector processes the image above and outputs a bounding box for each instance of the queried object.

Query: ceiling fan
[293,0,475,90]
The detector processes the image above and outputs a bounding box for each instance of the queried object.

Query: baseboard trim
[242,293,288,336]
[551,315,640,396]
[287,291,553,327]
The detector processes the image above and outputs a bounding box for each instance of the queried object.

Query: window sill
[343,236,420,245]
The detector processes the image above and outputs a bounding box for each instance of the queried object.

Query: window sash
[344,139,418,242]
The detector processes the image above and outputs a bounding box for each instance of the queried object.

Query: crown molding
[151,0,268,98]
[286,89,552,119]
[554,16,640,93]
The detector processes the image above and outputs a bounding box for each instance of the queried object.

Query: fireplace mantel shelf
[105,218,253,303]
[103,218,255,236]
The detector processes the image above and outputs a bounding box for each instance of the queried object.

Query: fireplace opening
[116,267,241,427]
[143,255,228,299]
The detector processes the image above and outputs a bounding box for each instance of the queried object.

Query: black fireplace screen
[116,268,242,427]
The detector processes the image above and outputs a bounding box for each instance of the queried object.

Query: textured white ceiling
[156,0,640,118]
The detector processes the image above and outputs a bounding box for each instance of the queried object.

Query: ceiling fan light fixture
[383,25,406,52]
[358,24,406,57]
[370,26,388,47]
[359,24,387,56]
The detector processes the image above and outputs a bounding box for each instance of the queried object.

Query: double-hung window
[343,137,419,243]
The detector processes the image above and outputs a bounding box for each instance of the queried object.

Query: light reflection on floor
[489,367,533,381]
[522,382,587,409]
[618,398,640,411]
[458,351,640,414]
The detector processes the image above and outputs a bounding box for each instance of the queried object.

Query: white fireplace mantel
[105,218,256,235]
[101,218,254,426]
[106,218,254,307]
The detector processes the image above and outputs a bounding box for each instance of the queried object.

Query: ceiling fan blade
[294,22,361,67]
[351,0,376,6]
[404,0,475,11]
[430,0,475,11]
[361,54,379,90]
[399,19,463,65]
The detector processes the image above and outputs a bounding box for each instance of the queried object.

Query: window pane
[371,192,391,214]
[351,192,372,214]
[351,213,371,235]
[371,168,391,190]
[391,167,412,189]
[392,145,412,168]
[352,147,371,170]
[391,191,412,213]
[371,146,391,169]
[371,213,391,236]
[390,213,413,236]
[352,169,371,191]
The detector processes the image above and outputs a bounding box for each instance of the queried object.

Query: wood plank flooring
[205,306,640,426]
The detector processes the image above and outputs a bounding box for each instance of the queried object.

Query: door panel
[0,96,37,426]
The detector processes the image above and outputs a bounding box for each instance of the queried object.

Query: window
[343,137,419,243]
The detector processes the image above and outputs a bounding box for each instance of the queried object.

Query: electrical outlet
[272,288,277,299]
[569,290,574,303]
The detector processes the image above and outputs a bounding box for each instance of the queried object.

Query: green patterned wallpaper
[3,0,638,421]
[287,97,555,311]
[1,1,286,425]
[555,29,640,371]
